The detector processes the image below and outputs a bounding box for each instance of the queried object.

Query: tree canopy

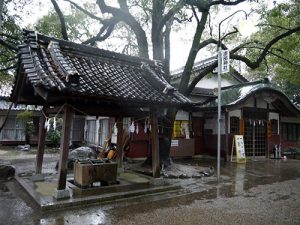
[1,0,299,96]
[245,0,300,105]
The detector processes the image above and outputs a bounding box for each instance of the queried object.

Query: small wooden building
[0,95,40,145]
[10,30,190,198]
[171,59,300,160]
[196,79,300,160]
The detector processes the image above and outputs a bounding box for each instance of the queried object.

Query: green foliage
[246,0,300,104]
[33,2,98,43]
[0,1,22,85]
[47,129,61,147]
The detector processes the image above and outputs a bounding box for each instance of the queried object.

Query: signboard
[221,50,230,74]
[171,140,179,147]
[231,135,246,163]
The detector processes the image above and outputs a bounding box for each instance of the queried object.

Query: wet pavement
[1,148,300,225]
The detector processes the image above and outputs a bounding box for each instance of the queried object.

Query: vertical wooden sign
[231,135,246,163]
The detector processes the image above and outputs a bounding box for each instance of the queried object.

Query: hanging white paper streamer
[135,123,139,134]
[144,120,147,133]
[113,123,118,135]
[45,119,50,131]
[53,117,57,130]
[129,122,135,133]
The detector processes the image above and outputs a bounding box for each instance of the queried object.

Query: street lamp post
[217,10,248,182]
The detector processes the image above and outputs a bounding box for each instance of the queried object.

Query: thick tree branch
[156,0,185,35]
[196,38,218,51]
[82,18,119,45]
[231,26,300,69]
[96,0,149,58]
[51,0,68,40]
[187,62,217,94]
[221,27,238,42]
[236,46,300,67]
[178,10,209,95]
[210,0,247,6]
[64,0,103,22]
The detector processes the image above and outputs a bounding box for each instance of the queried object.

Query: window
[86,119,96,144]
[0,116,25,141]
[271,119,278,135]
[230,117,240,134]
[98,118,109,146]
[281,123,300,141]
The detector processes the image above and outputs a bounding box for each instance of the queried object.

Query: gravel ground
[108,178,300,225]
[0,147,300,225]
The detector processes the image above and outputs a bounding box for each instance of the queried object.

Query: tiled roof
[10,30,191,109]
[190,87,215,97]
[198,79,300,116]
[0,96,40,111]
[171,57,248,84]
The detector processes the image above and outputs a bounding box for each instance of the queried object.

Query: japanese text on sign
[234,135,246,163]
[221,50,230,74]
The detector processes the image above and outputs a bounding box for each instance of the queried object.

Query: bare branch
[51,0,68,40]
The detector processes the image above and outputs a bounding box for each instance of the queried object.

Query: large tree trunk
[143,109,177,168]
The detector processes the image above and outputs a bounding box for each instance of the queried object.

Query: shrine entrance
[243,108,268,157]
[244,119,267,157]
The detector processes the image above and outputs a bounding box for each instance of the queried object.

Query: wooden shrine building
[10,30,191,199]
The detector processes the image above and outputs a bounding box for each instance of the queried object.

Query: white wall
[175,110,189,120]
[204,115,225,134]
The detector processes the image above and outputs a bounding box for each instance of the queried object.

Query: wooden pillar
[35,109,47,174]
[116,117,123,168]
[57,105,74,190]
[150,113,160,178]
[224,111,229,162]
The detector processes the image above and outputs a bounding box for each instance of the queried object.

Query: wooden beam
[57,105,74,190]
[35,109,47,174]
[116,117,124,168]
[150,113,160,178]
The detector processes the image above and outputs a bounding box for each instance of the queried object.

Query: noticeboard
[231,135,246,163]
